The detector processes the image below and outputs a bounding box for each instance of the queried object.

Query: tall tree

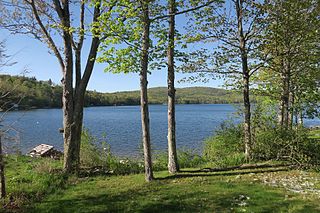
[181,0,266,161]
[98,0,217,180]
[98,0,163,181]
[140,1,154,182]
[0,0,106,173]
[257,0,320,128]
[167,0,179,174]
[235,0,252,161]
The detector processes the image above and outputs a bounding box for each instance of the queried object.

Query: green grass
[309,129,320,139]
[2,156,320,212]
[2,155,66,209]
[31,170,320,213]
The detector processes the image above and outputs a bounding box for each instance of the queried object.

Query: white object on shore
[28,144,62,159]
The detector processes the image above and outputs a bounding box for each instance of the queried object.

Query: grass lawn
[309,129,320,139]
[30,169,320,213]
[2,156,320,212]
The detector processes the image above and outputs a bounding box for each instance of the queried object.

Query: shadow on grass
[29,165,320,213]
[30,179,319,213]
[157,167,290,180]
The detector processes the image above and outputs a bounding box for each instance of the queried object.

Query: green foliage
[250,100,320,165]
[309,129,320,139]
[203,122,246,167]
[204,108,320,167]
[97,0,167,74]
[255,0,320,120]
[153,149,206,171]
[177,149,205,168]
[0,75,244,109]
[0,75,62,110]
[252,127,320,166]
[80,129,107,168]
[80,129,143,175]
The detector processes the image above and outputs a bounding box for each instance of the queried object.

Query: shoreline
[1,102,243,112]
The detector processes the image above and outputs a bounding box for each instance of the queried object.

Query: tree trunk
[297,111,303,127]
[60,2,101,174]
[288,90,294,128]
[0,135,6,198]
[61,31,77,172]
[278,97,285,126]
[236,0,252,161]
[243,74,251,161]
[167,0,179,174]
[140,2,154,182]
[27,0,101,174]
[279,58,290,129]
[73,100,84,170]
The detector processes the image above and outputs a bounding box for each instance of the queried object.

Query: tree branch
[78,0,102,95]
[151,0,217,21]
[26,0,64,70]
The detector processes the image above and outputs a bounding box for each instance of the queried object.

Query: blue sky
[0,7,224,93]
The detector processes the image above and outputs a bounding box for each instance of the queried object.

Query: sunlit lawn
[309,129,320,139]
[30,169,320,213]
[2,156,320,212]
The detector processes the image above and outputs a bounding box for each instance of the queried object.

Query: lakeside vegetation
[0,75,242,110]
[0,0,319,212]
[3,148,320,212]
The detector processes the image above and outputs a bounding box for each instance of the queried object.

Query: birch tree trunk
[140,2,154,182]
[167,0,179,174]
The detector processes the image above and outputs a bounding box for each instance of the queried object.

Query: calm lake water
[2,104,320,157]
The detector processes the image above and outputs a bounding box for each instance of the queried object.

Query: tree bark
[243,74,251,161]
[236,0,252,161]
[61,17,77,172]
[288,90,294,128]
[9,0,101,174]
[56,1,101,174]
[297,111,303,126]
[279,58,290,129]
[140,2,154,182]
[0,135,6,198]
[167,0,179,174]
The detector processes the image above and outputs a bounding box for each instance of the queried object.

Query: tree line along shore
[0,74,243,110]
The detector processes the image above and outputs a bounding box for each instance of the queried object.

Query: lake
[2,104,320,157]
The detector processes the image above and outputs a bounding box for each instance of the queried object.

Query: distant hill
[101,87,243,106]
[0,75,243,110]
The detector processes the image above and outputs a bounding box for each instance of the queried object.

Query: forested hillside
[0,75,242,110]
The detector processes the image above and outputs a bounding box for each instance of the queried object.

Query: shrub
[153,149,206,171]
[80,129,143,174]
[80,129,107,168]
[203,122,245,167]
[252,127,320,165]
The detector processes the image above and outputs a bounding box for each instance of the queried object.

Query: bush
[252,127,320,165]
[80,129,108,168]
[153,149,206,171]
[178,148,206,168]
[80,129,143,174]
[203,99,320,168]
[203,122,246,167]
